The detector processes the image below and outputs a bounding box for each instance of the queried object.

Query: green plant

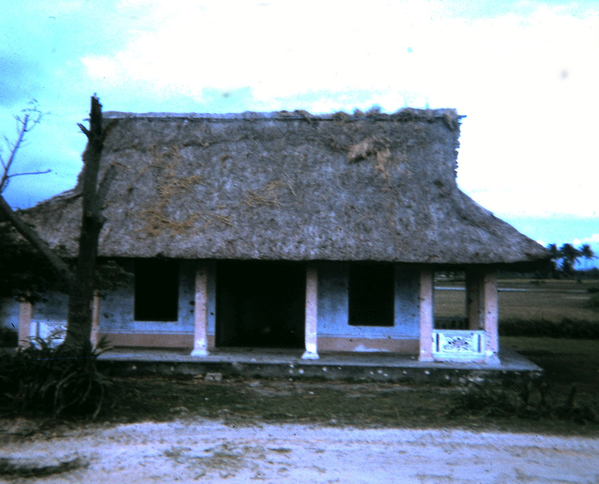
[589,293,599,309]
[0,327,17,347]
[0,334,113,419]
[448,381,543,418]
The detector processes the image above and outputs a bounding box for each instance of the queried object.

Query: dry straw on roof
[22,108,549,266]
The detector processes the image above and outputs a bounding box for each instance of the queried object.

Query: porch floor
[98,346,542,385]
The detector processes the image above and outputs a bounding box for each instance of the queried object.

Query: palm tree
[579,244,596,271]
[559,243,581,276]
[547,243,560,277]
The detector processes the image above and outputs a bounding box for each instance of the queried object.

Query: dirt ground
[2,337,599,482]
[2,419,599,483]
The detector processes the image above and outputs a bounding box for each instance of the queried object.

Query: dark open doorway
[216,261,305,348]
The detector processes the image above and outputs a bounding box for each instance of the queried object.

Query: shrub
[499,318,599,339]
[0,327,17,347]
[589,293,599,308]
[449,381,598,424]
[0,335,112,419]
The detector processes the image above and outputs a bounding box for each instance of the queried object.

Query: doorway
[216,261,305,348]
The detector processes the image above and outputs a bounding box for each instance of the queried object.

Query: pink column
[90,291,101,347]
[419,269,434,362]
[302,263,319,360]
[191,263,209,357]
[18,299,33,348]
[483,270,499,360]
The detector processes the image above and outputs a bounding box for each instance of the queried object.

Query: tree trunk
[63,97,107,348]
[63,213,103,346]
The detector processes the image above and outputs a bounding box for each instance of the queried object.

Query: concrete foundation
[98,346,542,386]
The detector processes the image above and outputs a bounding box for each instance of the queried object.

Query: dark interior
[216,261,305,348]
[349,263,395,327]
[134,259,179,322]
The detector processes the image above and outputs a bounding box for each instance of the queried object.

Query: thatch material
[20,108,549,265]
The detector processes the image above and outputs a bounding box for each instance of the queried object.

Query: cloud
[4,0,599,222]
[580,234,599,244]
[80,2,599,109]
[462,182,599,218]
[81,1,443,101]
[570,234,599,258]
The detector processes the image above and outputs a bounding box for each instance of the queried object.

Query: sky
[1,0,598,267]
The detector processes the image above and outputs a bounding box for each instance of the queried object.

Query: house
[3,108,550,363]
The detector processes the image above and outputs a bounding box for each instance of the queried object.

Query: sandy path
[2,420,599,483]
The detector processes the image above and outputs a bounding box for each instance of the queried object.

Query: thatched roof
[21,108,550,266]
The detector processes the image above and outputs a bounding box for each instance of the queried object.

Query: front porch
[97,346,542,386]
[16,262,504,365]
[188,264,502,364]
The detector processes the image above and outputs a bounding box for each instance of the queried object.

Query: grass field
[435,279,599,322]
[502,337,599,393]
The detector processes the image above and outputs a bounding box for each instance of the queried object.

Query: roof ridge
[103,108,464,122]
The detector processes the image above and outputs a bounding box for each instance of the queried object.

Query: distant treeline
[499,318,599,339]
[546,243,596,277]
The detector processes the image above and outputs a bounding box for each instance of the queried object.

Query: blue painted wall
[3,260,420,344]
[99,260,198,335]
[0,297,20,331]
[317,263,420,339]
[33,292,68,322]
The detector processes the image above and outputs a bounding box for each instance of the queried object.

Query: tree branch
[0,114,29,192]
[1,103,43,194]
[6,169,52,179]
[78,123,91,138]
[0,195,75,286]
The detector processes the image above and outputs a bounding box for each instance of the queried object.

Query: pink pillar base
[191,264,210,358]
[419,269,434,362]
[302,264,319,360]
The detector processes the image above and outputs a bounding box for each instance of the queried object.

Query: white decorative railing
[432,330,485,361]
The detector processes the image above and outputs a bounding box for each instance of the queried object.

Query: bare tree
[0,101,50,193]
[0,101,73,285]
[0,96,116,349]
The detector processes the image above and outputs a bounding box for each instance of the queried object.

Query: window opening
[348,263,394,327]
[134,259,179,321]
[433,271,469,329]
